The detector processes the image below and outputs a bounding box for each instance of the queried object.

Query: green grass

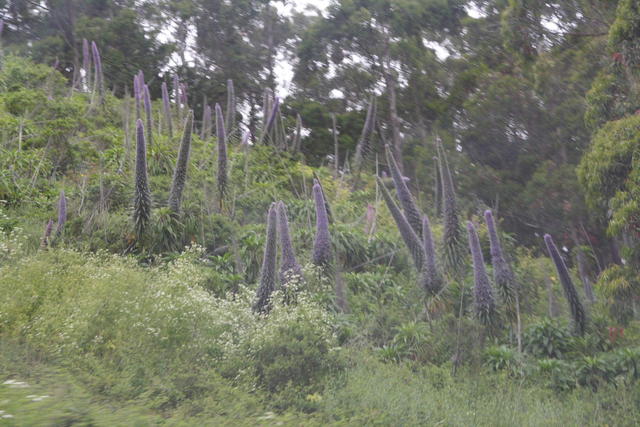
[0,247,639,426]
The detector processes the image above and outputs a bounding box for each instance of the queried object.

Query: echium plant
[467,221,497,327]
[353,96,376,172]
[253,203,278,313]
[312,180,333,266]
[143,84,153,148]
[313,173,333,224]
[420,215,443,295]
[41,219,53,249]
[215,104,228,204]
[161,81,173,137]
[133,119,152,239]
[168,110,193,214]
[225,79,235,132]
[377,175,424,271]
[277,201,303,286]
[544,234,588,336]
[82,39,91,90]
[133,73,141,120]
[386,145,422,237]
[437,143,466,278]
[260,96,280,144]
[56,190,67,237]
[485,209,522,350]
[91,41,104,104]
[484,210,517,307]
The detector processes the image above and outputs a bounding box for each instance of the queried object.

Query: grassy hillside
[0,54,639,425]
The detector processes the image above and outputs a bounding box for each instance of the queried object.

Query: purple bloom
[254,203,278,313]
[143,84,153,148]
[467,221,496,325]
[215,104,228,202]
[386,145,422,237]
[377,175,424,270]
[168,111,194,213]
[133,119,152,237]
[353,96,376,171]
[484,210,516,306]
[260,96,279,144]
[544,234,587,335]
[91,41,104,102]
[312,180,332,266]
[56,190,67,236]
[277,201,303,286]
[437,145,465,277]
[41,219,53,248]
[420,215,443,295]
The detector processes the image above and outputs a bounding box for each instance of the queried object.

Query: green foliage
[524,319,571,358]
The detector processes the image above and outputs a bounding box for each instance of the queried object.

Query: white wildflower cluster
[0,210,27,262]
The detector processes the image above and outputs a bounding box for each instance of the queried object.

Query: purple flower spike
[56,190,67,236]
[467,221,496,325]
[312,180,332,266]
[168,110,194,213]
[254,203,278,313]
[484,210,516,305]
[215,104,228,202]
[544,234,587,335]
[91,41,104,102]
[133,119,152,238]
[277,201,303,286]
[143,84,153,147]
[420,215,443,295]
[386,145,422,237]
[377,175,424,270]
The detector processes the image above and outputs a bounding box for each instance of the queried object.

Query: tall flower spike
[91,41,104,103]
[467,221,497,326]
[56,190,67,236]
[260,96,280,144]
[225,79,236,132]
[277,201,303,286]
[143,84,153,148]
[168,110,194,213]
[161,81,173,137]
[41,219,53,248]
[544,234,587,336]
[133,119,152,238]
[254,203,278,313]
[312,172,333,224]
[312,180,332,266]
[82,39,91,89]
[377,175,424,270]
[353,96,376,172]
[484,210,516,306]
[132,74,139,119]
[421,215,443,295]
[437,143,466,278]
[386,144,422,237]
[215,104,228,204]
